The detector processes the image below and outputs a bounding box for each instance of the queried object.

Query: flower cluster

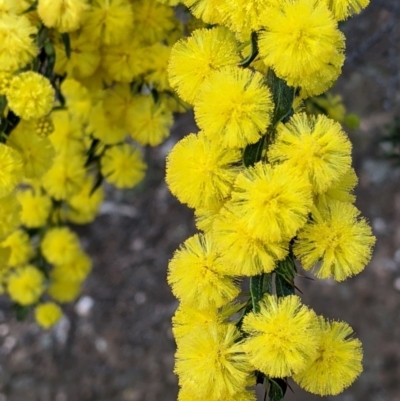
[166,0,374,399]
[0,0,185,328]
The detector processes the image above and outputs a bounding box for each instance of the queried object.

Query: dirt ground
[0,2,400,401]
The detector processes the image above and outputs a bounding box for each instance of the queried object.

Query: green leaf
[13,304,31,321]
[22,0,38,14]
[238,31,258,68]
[275,254,296,297]
[61,33,71,59]
[266,69,295,126]
[250,274,265,312]
[243,136,265,167]
[269,378,287,401]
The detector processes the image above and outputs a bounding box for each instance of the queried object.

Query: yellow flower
[168,234,240,310]
[294,201,376,281]
[51,251,92,283]
[0,14,37,72]
[1,230,33,267]
[294,317,363,395]
[7,121,55,179]
[0,144,23,198]
[213,206,289,276]
[175,323,251,399]
[48,277,81,303]
[323,0,370,21]
[231,162,312,243]
[34,116,54,138]
[268,113,352,194]
[34,302,63,329]
[168,27,240,104]
[144,44,173,91]
[61,79,92,124]
[41,154,86,200]
[242,295,320,378]
[132,0,176,44]
[17,188,52,228]
[258,0,345,95]
[7,72,54,120]
[194,66,274,149]
[7,266,45,305]
[41,227,82,265]
[128,96,173,146]
[0,194,21,240]
[101,144,146,189]
[54,31,100,80]
[166,132,241,209]
[67,175,104,224]
[181,0,225,24]
[38,0,88,32]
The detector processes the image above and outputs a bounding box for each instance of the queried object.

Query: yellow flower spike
[100,144,146,189]
[34,302,63,329]
[294,317,363,395]
[294,200,376,281]
[175,322,252,399]
[167,233,240,310]
[7,72,54,121]
[7,265,45,306]
[231,162,312,243]
[194,66,274,149]
[268,113,352,194]
[242,295,320,378]
[37,0,88,33]
[168,27,241,105]
[166,132,241,210]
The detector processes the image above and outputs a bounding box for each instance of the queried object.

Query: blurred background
[0,1,399,400]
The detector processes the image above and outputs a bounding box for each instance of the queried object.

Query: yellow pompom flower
[172,304,222,341]
[101,144,146,189]
[0,70,12,95]
[48,277,81,303]
[41,227,81,265]
[294,201,375,281]
[7,72,54,120]
[7,122,55,179]
[34,116,54,138]
[82,0,134,45]
[38,0,88,32]
[51,251,92,283]
[41,154,86,200]
[132,0,175,44]
[61,79,92,124]
[168,27,241,104]
[7,266,44,305]
[293,317,363,395]
[175,323,251,399]
[34,302,63,329]
[67,176,104,224]
[0,14,37,72]
[194,199,226,232]
[323,0,370,21]
[0,194,21,240]
[231,162,312,243]
[258,0,345,94]
[166,132,241,209]
[268,113,352,194]
[128,96,173,146]
[242,295,320,378]
[54,31,100,79]
[17,188,52,228]
[88,101,127,145]
[168,234,240,310]
[1,230,34,267]
[145,44,173,91]
[181,0,225,24]
[213,206,289,276]
[194,66,273,149]
[0,144,23,198]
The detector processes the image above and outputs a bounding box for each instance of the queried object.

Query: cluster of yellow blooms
[0,0,185,328]
[166,0,375,399]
